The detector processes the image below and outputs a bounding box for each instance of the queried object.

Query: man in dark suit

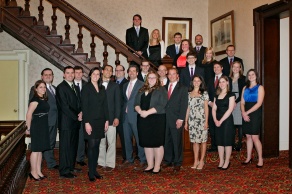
[126,14,149,62]
[193,34,206,67]
[207,61,232,152]
[220,45,244,76]
[180,52,205,88]
[157,64,169,86]
[165,32,182,60]
[115,65,128,162]
[29,68,58,170]
[98,65,121,172]
[137,60,150,82]
[121,65,146,169]
[163,68,188,172]
[74,66,87,167]
[56,66,82,178]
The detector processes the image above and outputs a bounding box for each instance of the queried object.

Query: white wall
[279,17,289,150]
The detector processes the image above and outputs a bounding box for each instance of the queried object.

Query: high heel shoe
[221,162,231,170]
[152,168,161,174]
[143,168,154,173]
[241,159,252,165]
[28,173,41,181]
[256,164,263,168]
[38,175,47,180]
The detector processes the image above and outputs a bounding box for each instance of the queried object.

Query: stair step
[18,16,37,26]
[32,25,50,36]
[4,6,23,16]
[84,61,100,69]
[72,53,88,62]
[46,35,63,45]
[58,44,75,54]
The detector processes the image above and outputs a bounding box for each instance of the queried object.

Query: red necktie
[214,76,219,88]
[229,58,233,66]
[168,83,173,100]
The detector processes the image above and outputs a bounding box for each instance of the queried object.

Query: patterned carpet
[23,149,292,193]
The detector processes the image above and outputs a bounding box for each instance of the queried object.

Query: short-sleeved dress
[214,92,235,146]
[137,91,166,147]
[187,91,209,143]
[242,84,262,135]
[30,96,50,152]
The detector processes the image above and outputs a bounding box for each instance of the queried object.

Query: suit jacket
[74,80,87,92]
[29,85,58,126]
[104,81,121,125]
[164,82,188,127]
[126,26,149,58]
[180,65,205,88]
[116,78,128,121]
[220,56,244,77]
[122,79,144,124]
[194,46,206,66]
[233,76,246,103]
[137,72,146,82]
[56,80,81,130]
[134,86,168,114]
[207,75,233,103]
[166,44,177,59]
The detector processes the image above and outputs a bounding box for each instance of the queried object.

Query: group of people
[25,14,265,183]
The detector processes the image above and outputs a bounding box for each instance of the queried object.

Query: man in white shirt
[138,60,150,82]
[157,65,168,86]
[166,32,182,59]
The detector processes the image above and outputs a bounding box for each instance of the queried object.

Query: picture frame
[210,11,234,55]
[162,17,192,47]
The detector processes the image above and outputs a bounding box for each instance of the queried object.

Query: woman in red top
[172,39,194,74]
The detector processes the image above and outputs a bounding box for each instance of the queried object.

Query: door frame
[0,50,29,120]
[253,0,292,168]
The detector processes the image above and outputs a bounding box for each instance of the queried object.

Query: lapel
[168,82,179,102]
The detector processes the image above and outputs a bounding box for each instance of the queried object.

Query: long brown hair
[139,71,160,93]
[34,80,48,100]
[216,76,230,95]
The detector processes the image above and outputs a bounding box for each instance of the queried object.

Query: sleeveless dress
[137,91,166,147]
[198,61,215,84]
[187,91,209,143]
[30,96,50,152]
[242,84,262,135]
[214,92,235,146]
[148,43,162,67]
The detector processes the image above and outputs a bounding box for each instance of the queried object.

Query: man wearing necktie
[166,32,182,60]
[56,66,82,178]
[193,34,206,66]
[138,60,150,82]
[29,68,59,170]
[220,45,244,76]
[74,66,87,167]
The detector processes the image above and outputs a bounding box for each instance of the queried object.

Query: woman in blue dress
[241,69,265,167]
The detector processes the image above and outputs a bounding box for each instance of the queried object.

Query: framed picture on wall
[162,17,192,47]
[210,10,234,55]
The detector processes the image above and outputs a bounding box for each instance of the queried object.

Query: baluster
[37,0,44,25]
[50,5,57,35]
[103,42,108,66]
[8,0,17,6]
[89,34,96,62]
[22,0,30,16]
[115,52,120,66]
[76,24,83,53]
[63,15,71,44]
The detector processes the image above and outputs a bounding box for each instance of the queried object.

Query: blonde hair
[202,47,215,64]
[149,29,161,46]
[230,61,244,77]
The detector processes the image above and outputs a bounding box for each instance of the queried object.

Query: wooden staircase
[0,0,152,77]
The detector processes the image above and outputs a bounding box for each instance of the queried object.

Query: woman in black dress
[199,47,216,83]
[82,67,109,182]
[147,29,165,67]
[212,76,235,170]
[135,71,167,174]
[241,69,265,167]
[26,80,50,181]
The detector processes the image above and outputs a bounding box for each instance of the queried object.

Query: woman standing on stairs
[26,80,50,181]
[184,75,209,170]
[147,29,165,67]
[241,69,265,168]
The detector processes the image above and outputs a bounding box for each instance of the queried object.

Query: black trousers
[116,123,126,160]
[59,127,79,175]
[88,138,101,178]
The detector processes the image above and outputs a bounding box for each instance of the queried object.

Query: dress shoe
[242,159,253,165]
[94,173,103,179]
[77,161,87,166]
[221,162,231,170]
[207,148,217,152]
[50,165,59,170]
[161,163,172,169]
[173,166,181,172]
[256,164,263,168]
[60,173,76,178]
[134,163,147,171]
[143,168,154,173]
[38,175,47,180]
[104,167,114,172]
[28,173,41,181]
[70,168,82,173]
[88,173,96,182]
[152,168,161,174]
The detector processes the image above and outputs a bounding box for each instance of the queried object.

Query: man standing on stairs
[29,68,59,170]
[98,65,121,172]
[74,66,87,167]
[56,66,82,178]
[126,14,149,67]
